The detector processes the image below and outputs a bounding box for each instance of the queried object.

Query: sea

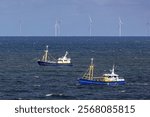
[0,36,150,100]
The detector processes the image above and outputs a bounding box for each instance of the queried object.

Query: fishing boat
[78,58,125,85]
[37,45,72,66]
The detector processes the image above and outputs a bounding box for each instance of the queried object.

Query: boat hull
[78,78,125,86]
[37,61,73,66]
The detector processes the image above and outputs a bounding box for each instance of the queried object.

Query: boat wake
[127,82,149,86]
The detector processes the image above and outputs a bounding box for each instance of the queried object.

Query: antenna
[89,15,92,36]
[119,17,123,36]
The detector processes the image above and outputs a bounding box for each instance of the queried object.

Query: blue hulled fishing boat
[78,58,125,86]
[37,45,72,66]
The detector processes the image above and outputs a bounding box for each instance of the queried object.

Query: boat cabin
[57,51,71,64]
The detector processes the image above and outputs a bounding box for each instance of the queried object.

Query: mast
[111,65,115,74]
[89,58,94,79]
[42,45,49,62]
[64,51,68,58]
[83,58,94,80]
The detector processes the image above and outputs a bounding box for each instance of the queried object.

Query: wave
[33,84,41,87]
[45,93,76,99]
[45,93,63,97]
[33,75,40,78]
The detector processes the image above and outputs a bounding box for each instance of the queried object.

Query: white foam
[45,94,53,97]
[34,75,39,78]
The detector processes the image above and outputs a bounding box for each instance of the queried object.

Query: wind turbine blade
[89,15,92,23]
[119,17,123,24]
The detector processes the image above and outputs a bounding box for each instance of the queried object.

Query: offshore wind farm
[0,0,149,36]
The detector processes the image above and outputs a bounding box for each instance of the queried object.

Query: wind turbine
[57,20,61,36]
[89,15,93,36]
[55,20,58,36]
[146,22,150,36]
[55,20,61,36]
[19,20,22,36]
[119,17,123,36]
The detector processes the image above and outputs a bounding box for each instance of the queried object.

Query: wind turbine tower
[55,20,60,36]
[55,20,58,36]
[89,15,93,36]
[119,17,123,36]
[146,22,150,36]
[19,20,22,36]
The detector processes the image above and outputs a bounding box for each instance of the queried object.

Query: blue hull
[37,61,73,66]
[78,78,125,86]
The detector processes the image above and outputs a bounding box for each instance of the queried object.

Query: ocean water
[0,36,150,100]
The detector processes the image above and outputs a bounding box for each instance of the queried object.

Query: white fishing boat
[37,45,72,66]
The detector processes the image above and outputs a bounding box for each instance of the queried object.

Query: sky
[0,0,150,36]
